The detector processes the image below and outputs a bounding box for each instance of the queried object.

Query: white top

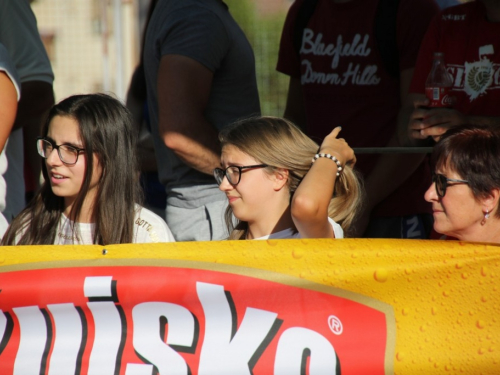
[53,206,175,244]
[254,218,344,240]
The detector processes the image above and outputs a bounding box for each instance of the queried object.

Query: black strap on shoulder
[292,0,401,79]
[293,0,320,57]
[374,0,401,79]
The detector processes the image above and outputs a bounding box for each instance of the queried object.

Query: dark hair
[219,116,363,239]
[2,93,142,245]
[432,124,500,217]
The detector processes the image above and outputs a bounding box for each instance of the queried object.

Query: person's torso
[143,0,260,207]
[297,0,401,151]
[436,2,500,117]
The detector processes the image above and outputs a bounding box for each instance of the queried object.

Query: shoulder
[397,0,439,22]
[133,206,176,243]
[432,1,478,25]
[0,44,21,100]
[438,1,478,22]
[422,1,479,40]
[150,0,228,34]
[147,0,231,61]
[328,217,344,239]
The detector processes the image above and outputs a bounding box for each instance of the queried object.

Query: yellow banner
[0,239,498,374]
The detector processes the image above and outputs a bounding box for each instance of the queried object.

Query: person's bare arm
[0,71,18,152]
[157,54,221,175]
[292,127,355,238]
[283,76,307,130]
[352,68,427,236]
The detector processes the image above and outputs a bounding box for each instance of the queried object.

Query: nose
[424,181,438,203]
[218,175,233,192]
[45,148,62,166]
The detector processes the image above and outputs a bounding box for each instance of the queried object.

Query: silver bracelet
[311,153,343,176]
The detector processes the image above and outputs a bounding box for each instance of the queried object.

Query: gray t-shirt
[0,0,54,84]
[143,0,260,208]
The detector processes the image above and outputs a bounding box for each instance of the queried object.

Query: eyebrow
[45,136,84,149]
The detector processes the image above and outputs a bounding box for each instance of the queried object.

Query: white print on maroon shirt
[446,45,498,101]
[441,14,466,21]
[300,29,381,86]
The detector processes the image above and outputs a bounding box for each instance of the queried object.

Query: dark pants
[363,214,433,239]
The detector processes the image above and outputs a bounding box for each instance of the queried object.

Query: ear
[482,188,500,215]
[272,168,289,191]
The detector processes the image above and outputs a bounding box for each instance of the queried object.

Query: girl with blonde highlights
[213,116,362,240]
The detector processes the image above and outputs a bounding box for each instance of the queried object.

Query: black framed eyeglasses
[213,164,268,186]
[37,137,86,165]
[432,173,468,197]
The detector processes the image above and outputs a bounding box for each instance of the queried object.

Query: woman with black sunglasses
[425,124,500,242]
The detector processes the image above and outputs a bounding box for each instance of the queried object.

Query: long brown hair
[219,116,363,239]
[2,93,142,245]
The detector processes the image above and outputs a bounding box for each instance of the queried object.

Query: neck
[455,218,500,244]
[64,193,96,223]
[246,206,294,239]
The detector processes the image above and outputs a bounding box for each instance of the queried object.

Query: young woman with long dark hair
[2,93,175,245]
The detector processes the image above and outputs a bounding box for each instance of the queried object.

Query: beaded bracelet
[311,153,343,176]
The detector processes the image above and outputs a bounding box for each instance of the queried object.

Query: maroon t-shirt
[410,1,500,117]
[277,0,439,217]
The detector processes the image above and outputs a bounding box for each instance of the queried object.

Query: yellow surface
[1,238,499,374]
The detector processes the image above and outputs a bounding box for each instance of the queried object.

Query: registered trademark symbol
[328,315,343,335]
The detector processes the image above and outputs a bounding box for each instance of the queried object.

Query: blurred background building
[31,0,292,116]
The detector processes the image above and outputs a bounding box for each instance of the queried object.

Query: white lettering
[0,310,10,346]
[2,279,346,374]
[47,304,83,375]
[88,302,123,375]
[86,276,124,375]
[84,276,113,298]
[197,282,278,374]
[130,302,195,375]
[125,363,154,375]
[13,306,48,375]
[274,327,339,374]
[300,30,371,69]
[302,60,380,86]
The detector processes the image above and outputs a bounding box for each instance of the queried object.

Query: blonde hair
[219,116,363,239]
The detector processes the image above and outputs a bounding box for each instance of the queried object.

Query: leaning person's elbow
[291,194,321,222]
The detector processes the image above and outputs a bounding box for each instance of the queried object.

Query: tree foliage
[225,0,289,116]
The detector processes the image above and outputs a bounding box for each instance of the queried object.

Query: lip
[49,171,68,185]
[226,195,239,203]
[432,207,444,215]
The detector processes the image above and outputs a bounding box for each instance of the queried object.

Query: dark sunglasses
[432,173,468,197]
[213,164,268,186]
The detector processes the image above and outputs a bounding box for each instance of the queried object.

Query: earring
[481,209,490,226]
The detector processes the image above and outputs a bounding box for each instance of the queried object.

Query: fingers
[419,124,448,138]
[328,126,342,138]
[413,96,429,109]
[410,129,429,140]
